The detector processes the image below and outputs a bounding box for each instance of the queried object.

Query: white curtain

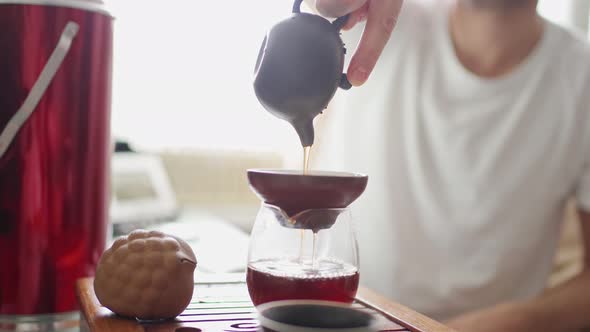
[569,0,590,33]
[539,0,589,34]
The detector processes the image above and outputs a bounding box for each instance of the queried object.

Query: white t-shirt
[313,0,590,320]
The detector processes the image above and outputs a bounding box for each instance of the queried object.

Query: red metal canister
[0,0,113,329]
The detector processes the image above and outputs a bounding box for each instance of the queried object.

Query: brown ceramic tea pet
[94,229,197,320]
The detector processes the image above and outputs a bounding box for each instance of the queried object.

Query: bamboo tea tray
[76,277,453,332]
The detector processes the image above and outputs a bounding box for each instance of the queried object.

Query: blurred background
[102,0,590,278]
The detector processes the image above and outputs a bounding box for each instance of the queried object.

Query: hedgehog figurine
[94,229,197,320]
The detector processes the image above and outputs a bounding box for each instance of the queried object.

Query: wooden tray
[76,278,453,332]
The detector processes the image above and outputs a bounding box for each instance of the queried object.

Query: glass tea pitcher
[247,204,359,306]
[246,170,368,306]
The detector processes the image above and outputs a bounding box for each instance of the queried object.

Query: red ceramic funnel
[247,169,368,217]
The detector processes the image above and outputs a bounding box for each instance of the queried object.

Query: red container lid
[0,0,111,16]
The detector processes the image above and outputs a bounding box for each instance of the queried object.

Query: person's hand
[314,0,404,86]
[444,302,544,332]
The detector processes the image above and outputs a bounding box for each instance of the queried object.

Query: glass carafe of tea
[246,170,368,306]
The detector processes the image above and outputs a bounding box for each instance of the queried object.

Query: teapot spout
[292,118,315,147]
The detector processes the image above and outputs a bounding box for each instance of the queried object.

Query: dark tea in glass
[247,258,359,306]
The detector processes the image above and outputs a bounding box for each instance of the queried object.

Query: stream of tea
[300,146,319,269]
[298,147,311,263]
[303,146,311,175]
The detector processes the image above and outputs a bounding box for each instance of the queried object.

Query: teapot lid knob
[292,0,350,32]
[292,0,303,13]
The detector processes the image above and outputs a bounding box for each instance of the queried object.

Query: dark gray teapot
[253,0,352,147]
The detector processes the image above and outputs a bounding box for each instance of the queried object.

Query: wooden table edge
[357,286,456,332]
[76,278,144,332]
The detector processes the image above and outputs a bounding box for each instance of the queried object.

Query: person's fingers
[315,0,367,18]
[347,0,403,86]
[342,3,369,31]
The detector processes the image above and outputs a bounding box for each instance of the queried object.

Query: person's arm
[313,0,404,86]
[445,209,590,332]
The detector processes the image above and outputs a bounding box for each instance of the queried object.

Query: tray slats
[76,278,453,332]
